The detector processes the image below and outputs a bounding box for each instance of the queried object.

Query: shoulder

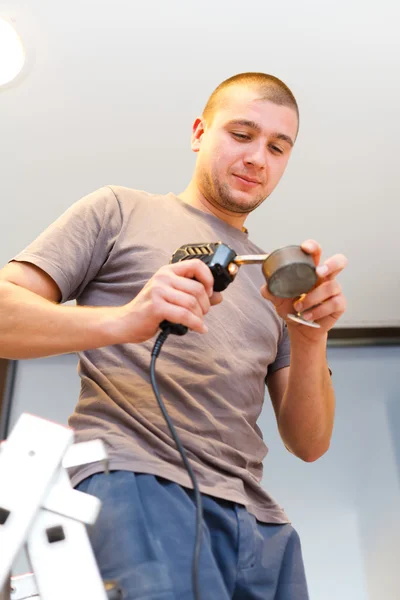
[106,186,175,217]
[107,185,169,205]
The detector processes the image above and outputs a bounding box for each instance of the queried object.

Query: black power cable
[150,329,203,600]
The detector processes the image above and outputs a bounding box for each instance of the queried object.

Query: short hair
[202,72,299,126]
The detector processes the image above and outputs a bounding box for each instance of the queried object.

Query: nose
[243,141,267,170]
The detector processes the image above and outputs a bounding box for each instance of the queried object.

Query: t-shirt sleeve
[267,322,291,378]
[10,186,122,303]
[265,321,333,380]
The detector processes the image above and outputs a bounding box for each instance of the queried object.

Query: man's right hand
[0,259,222,360]
[117,259,223,344]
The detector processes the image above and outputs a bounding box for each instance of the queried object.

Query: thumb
[260,283,274,301]
[210,291,223,306]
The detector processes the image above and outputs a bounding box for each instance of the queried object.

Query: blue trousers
[76,471,309,600]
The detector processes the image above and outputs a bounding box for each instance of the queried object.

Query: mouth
[233,174,261,187]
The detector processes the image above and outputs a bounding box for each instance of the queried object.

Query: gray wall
[258,345,400,600]
[8,345,400,599]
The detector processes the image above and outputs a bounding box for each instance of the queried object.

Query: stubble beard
[200,170,267,215]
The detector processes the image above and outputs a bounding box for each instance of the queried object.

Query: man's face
[192,87,299,215]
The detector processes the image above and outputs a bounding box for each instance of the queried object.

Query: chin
[219,197,260,214]
[229,188,264,206]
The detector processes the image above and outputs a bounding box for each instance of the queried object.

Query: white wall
[2,0,400,327]
[7,345,400,599]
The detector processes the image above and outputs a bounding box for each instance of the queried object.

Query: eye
[232,132,251,141]
[270,145,284,154]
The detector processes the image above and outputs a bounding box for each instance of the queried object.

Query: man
[0,72,347,599]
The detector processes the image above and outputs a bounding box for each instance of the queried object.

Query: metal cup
[262,245,317,298]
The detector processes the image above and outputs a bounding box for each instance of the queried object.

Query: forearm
[0,281,123,359]
[278,332,335,462]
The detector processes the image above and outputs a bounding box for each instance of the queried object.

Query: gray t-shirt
[13,186,291,523]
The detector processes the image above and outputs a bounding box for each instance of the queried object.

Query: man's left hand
[260,239,348,342]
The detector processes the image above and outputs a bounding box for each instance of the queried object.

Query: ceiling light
[0,18,25,87]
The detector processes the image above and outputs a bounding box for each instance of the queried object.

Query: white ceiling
[1,0,400,328]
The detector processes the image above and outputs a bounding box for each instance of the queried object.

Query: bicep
[0,261,62,303]
[266,366,289,421]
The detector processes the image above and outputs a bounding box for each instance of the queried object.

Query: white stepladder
[0,413,122,600]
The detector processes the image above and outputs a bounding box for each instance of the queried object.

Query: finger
[315,254,348,280]
[301,293,347,323]
[169,275,211,315]
[293,280,342,313]
[260,283,283,302]
[160,301,208,334]
[161,287,205,320]
[260,283,271,300]
[301,240,322,266]
[260,284,288,313]
[170,259,215,297]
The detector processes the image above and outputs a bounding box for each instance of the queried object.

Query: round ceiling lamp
[0,18,25,87]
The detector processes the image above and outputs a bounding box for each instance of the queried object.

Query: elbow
[284,436,331,462]
[298,442,330,463]
[300,452,323,463]
[280,420,333,463]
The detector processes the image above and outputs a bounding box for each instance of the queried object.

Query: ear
[191,117,206,153]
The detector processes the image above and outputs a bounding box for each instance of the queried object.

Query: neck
[178,180,247,231]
